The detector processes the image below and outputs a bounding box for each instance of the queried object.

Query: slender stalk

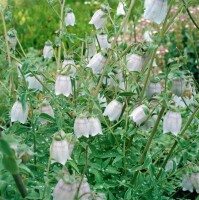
[131,106,166,184]
[57,0,66,70]
[156,107,199,179]
[94,0,135,96]
[14,33,26,57]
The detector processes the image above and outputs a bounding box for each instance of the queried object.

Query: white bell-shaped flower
[26,74,43,91]
[182,174,193,193]
[87,53,106,74]
[53,179,77,200]
[116,2,126,16]
[50,131,71,165]
[165,157,177,172]
[172,95,194,108]
[78,181,91,200]
[103,100,123,121]
[97,34,111,49]
[7,29,17,50]
[191,173,199,193]
[88,117,102,136]
[143,31,153,42]
[163,111,182,136]
[55,75,72,97]
[64,8,75,26]
[62,59,76,77]
[38,101,54,124]
[74,117,90,138]
[89,9,107,29]
[146,81,162,99]
[143,0,167,24]
[87,42,97,59]
[129,105,148,126]
[11,101,28,124]
[126,54,146,72]
[172,78,186,97]
[43,40,54,59]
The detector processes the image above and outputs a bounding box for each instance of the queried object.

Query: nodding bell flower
[116,2,126,16]
[38,101,54,124]
[88,117,103,136]
[163,111,182,136]
[146,81,162,99]
[165,157,177,172]
[89,9,107,29]
[50,130,71,165]
[172,95,193,108]
[43,40,54,60]
[7,29,17,50]
[25,74,43,91]
[182,174,193,193]
[55,75,72,97]
[78,181,91,200]
[103,99,123,121]
[143,0,167,24]
[53,179,77,200]
[171,78,186,97]
[97,33,111,49]
[64,8,75,26]
[87,42,97,59]
[87,52,107,74]
[190,173,199,193]
[74,117,90,138]
[129,105,149,126]
[62,59,76,77]
[11,101,28,124]
[126,54,147,72]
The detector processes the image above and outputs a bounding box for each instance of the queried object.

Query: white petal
[74,118,90,138]
[182,175,193,193]
[65,12,75,26]
[89,9,107,29]
[88,117,102,136]
[43,45,54,59]
[126,54,146,72]
[116,2,126,16]
[26,75,43,91]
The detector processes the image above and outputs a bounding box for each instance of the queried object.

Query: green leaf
[39,113,56,123]
[2,155,19,174]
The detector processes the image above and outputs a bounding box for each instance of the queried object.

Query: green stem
[156,107,199,179]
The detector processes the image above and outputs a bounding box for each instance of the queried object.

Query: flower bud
[55,75,72,97]
[62,59,76,77]
[163,111,182,136]
[103,100,123,121]
[87,53,106,74]
[43,40,53,60]
[11,101,28,124]
[74,117,90,138]
[116,2,126,16]
[129,105,148,126]
[146,81,162,99]
[171,78,185,97]
[64,8,75,26]
[88,117,102,136]
[39,101,54,124]
[97,33,110,49]
[144,0,167,24]
[50,130,71,165]
[26,74,43,91]
[126,54,146,72]
[89,9,107,29]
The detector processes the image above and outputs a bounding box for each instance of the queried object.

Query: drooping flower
[97,33,110,49]
[64,8,75,26]
[53,179,77,200]
[43,40,54,60]
[87,53,106,74]
[163,111,182,136]
[171,78,186,97]
[88,117,102,136]
[74,117,90,138]
[78,181,91,200]
[129,105,149,126]
[165,157,177,172]
[38,101,54,124]
[50,130,71,165]
[55,75,72,97]
[62,59,76,77]
[146,81,162,99]
[103,100,123,121]
[116,2,126,16]
[190,173,199,193]
[89,9,107,29]
[182,174,194,193]
[26,74,43,91]
[126,54,147,72]
[11,101,28,124]
[143,0,167,24]
[7,29,17,50]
